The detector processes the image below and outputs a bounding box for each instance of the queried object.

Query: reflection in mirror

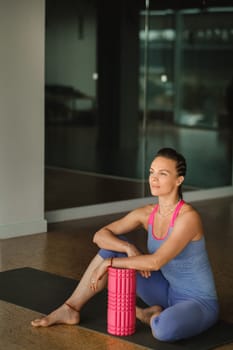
[45,0,233,212]
[45,0,147,211]
[139,4,232,189]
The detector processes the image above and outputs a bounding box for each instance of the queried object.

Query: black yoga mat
[0,267,233,350]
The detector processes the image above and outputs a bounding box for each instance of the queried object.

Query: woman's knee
[98,248,127,259]
[98,235,129,259]
[150,300,211,342]
[150,315,180,342]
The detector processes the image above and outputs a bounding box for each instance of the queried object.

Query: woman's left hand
[90,259,109,291]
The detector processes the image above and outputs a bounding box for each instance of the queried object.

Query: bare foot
[136,305,162,325]
[31,303,80,327]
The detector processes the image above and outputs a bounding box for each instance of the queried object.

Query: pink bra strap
[148,200,185,227]
[170,199,185,227]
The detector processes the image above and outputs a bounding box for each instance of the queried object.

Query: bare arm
[90,206,204,289]
[109,207,203,271]
[93,206,151,255]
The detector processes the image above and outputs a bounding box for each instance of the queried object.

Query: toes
[31,320,41,327]
[31,318,48,327]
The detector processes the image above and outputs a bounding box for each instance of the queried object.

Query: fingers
[90,277,98,291]
[90,275,102,291]
[90,260,109,291]
[140,270,151,278]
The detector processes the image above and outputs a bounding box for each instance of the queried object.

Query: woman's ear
[177,176,184,186]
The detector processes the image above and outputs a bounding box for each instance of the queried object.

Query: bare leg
[136,305,163,325]
[31,254,107,327]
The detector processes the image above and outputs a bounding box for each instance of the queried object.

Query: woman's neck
[158,196,180,209]
[157,197,180,217]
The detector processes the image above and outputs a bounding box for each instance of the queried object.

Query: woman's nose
[150,173,158,180]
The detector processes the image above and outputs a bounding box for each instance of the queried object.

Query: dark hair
[156,147,187,199]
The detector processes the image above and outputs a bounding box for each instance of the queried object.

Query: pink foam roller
[107,267,136,336]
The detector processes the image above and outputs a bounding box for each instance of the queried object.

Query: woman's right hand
[126,243,151,278]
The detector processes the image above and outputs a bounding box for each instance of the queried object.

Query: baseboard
[0,219,47,239]
[45,186,233,224]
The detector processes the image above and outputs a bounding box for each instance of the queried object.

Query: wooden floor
[1,196,233,349]
[44,167,151,211]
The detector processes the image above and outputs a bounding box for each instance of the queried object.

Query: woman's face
[149,156,184,197]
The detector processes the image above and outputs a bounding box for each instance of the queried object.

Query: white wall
[0,0,47,238]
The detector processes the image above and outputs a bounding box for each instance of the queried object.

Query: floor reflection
[45,121,232,210]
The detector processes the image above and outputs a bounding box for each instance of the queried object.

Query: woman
[31,147,219,342]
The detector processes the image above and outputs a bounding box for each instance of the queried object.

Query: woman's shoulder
[132,203,156,213]
[181,201,200,215]
[179,201,203,224]
[176,201,204,239]
[140,203,157,215]
[130,203,156,224]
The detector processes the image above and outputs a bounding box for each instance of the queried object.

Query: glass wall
[140,5,233,189]
[45,0,97,171]
[45,0,233,211]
